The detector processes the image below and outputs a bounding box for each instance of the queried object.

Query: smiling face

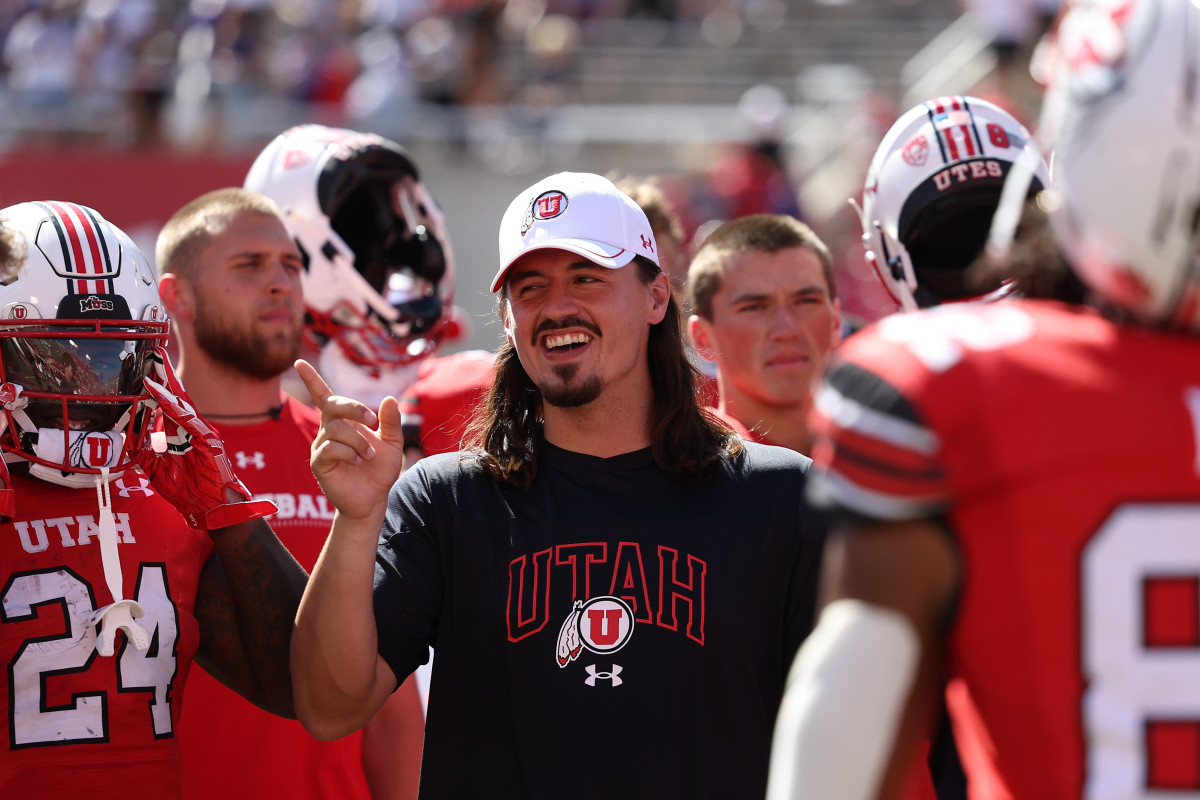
[502,249,669,410]
[188,211,305,379]
[691,245,841,411]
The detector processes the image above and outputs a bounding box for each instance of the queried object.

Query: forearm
[207,516,308,716]
[768,519,958,800]
[362,675,425,799]
[293,508,394,740]
[767,600,922,800]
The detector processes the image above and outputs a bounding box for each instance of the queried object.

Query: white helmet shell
[1038,0,1200,331]
[244,124,456,383]
[0,201,169,487]
[859,95,1050,310]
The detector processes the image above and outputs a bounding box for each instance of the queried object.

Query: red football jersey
[811,300,1200,799]
[178,397,373,800]
[399,350,494,457]
[0,470,212,799]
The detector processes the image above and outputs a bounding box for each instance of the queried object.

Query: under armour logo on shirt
[584,664,623,687]
[235,451,266,470]
[115,476,155,498]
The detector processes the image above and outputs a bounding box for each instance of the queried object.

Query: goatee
[539,364,602,408]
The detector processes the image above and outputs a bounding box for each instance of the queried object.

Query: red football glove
[136,348,276,530]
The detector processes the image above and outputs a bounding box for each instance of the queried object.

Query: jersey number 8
[1083,504,1200,795]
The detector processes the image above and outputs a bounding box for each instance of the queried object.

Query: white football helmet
[0,201,169,488]
[1037,0,1200,331]
[244,124,457,383]
[858,95,1051,310]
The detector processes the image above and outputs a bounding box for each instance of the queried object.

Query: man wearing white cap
[289,172,826,798]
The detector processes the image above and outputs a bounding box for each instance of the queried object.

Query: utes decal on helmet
[556,595,636,668]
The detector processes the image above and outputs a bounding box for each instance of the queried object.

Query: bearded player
[768,0,1200,797]
[0,200,306,798]
[158,188,423,798]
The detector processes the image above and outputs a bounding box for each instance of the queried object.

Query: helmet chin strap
[7,391,152,653]
[89,465,150,657]
[0,385,150,655]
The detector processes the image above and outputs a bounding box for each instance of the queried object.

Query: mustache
[532,316,601,346]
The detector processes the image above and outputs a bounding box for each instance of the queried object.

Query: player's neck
[718,388,813,454]
[176,350,285,425]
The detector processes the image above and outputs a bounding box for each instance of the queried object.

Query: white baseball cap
[492,172,660,293]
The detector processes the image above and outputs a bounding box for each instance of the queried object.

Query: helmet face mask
[0,202,169,485]
[859,96,1050,310]
[245,125,456,381]
[1038,0,1200,331]
[2,327,155,427]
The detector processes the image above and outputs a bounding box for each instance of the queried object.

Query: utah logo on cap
[521,190,569,236]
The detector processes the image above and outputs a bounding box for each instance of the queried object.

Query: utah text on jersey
[15,513,138,553]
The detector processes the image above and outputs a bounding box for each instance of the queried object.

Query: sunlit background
[0,0,1057,354]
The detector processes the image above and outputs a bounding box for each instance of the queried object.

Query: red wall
[0,149,256,237]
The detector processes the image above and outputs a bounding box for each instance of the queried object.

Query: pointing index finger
[295,359,333,412]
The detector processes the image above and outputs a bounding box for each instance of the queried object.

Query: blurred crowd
[0,0,833,148]
[0,0,509,146]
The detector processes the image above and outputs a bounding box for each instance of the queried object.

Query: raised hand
[137,347,276,530]
[295,360,405,524]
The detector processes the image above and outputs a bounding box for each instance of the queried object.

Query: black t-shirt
[374,439,825,799]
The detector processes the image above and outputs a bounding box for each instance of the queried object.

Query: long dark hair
[462,257,742,490]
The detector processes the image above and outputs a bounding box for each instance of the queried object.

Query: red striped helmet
[0,202,169,486]
[858,96,1050,310]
